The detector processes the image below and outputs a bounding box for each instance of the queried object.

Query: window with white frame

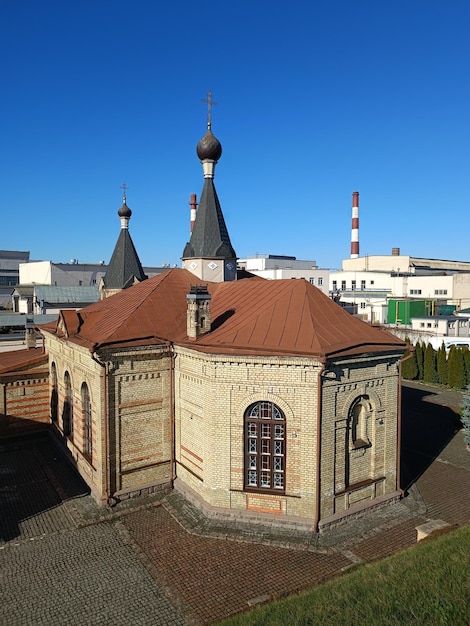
[245,401,285,493]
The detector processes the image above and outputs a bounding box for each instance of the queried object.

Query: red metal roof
[40,269,406,359]
[0,348,48,375]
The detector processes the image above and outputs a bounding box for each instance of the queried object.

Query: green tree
[463,346,470,386]
[460,384,470,451]
[401,342,418,380]
[448,346,466,389]
[415,342,424,381]
[437,342,448,386]
[424,343,438,384]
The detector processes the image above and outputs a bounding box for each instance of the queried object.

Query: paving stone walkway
[0,524,186,626]
[0,382,469,625]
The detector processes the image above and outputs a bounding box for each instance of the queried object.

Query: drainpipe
[91,351,111,506]
[397,346,415,495]
[167,341,176,484]
[313,358,327,534]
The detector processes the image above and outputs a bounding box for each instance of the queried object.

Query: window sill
[351,439,371,450]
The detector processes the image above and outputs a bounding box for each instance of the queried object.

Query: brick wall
[175,346,402,526]
[175,348,322,520]
[44,334,106,503]
[44,335,174,504]
[320,352,402,524]
[0,366,49,437]
[103,346,172,498]
[42,327,402,526]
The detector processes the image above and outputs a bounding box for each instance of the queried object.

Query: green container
[387,299,433,324]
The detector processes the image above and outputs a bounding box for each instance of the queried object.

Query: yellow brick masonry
[175,346,402,525]
[44,334,107,502]
[319,352,402,526]
[44,335,173,504]
[42,327,402,526]
[175,347,322,521]
[103,346,172,496]
[0,372,49,436]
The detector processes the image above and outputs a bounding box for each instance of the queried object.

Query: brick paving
[417,456,470,526]
[122,506,352,625]
[0,382,469,625]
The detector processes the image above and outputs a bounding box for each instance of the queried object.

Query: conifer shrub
[448,345,466,389]
[424,343,438,384]
[463,346,470,386]
[437,342,448,386]
[415,342,424,381]
[401,339,418,380]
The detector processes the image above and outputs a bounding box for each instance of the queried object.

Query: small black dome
[196,127,222,161]
[118,199,132,218]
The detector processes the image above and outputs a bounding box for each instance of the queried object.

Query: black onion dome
[196,127,222,161]
[118,199,132,218]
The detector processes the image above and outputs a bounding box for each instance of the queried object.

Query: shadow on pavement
[0,431,89,542]
[400,384,462,492]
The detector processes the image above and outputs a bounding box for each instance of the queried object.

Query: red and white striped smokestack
[189,193,197,234]
[350,191,359,259]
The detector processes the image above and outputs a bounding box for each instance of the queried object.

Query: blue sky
[2,1,469,269]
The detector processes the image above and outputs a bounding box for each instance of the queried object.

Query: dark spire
[182,178,236,259]
[182,94,236,275]
[102,191,147,292]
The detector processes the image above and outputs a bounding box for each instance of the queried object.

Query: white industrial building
[19,260,167,287]
[330,251,470,324]
[237,254,330,296]
[19,260,107,287]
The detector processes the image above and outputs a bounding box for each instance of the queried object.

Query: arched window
[81,383,92,461]
[245,401,286,493]
[50,362,58,423]
[349,396,371,449]
[63,371,73,439]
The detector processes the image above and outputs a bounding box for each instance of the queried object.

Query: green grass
[218,524,470,626]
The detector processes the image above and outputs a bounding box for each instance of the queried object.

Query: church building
[7,110,407,533]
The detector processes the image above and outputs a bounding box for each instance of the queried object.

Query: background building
[238,255,330,296]
[0,250,30,308]
[330,249,470,325]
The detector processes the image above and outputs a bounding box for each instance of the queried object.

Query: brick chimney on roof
[186,285,211,339]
